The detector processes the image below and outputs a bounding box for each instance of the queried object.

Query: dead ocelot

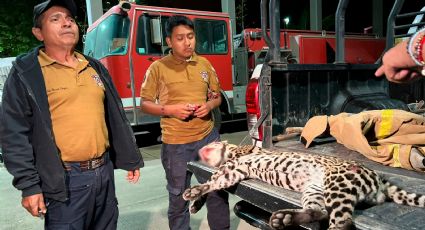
[183,141,425,230]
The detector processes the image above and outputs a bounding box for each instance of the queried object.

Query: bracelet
[420,34,425,76]
[407,27,425,66]
[414,33,425,64]
[418,34,425,64]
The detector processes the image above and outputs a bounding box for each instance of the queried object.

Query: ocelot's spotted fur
[183,141,425,230]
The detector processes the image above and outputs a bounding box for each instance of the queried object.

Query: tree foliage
[235,0,248,33]
[0,0,126,58]
[0,0,41,57]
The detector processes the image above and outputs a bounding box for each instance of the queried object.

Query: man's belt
[63,154,106,171]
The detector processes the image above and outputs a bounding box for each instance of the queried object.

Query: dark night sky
[243,0,387,32]
[141,0,422,34]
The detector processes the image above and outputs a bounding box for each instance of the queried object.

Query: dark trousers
[44,154,118,230]
[161,128,230,230]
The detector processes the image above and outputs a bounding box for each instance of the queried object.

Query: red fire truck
[83,2,236,132]
[83,1,385,133]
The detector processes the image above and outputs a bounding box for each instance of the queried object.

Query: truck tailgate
[187,138,425,230]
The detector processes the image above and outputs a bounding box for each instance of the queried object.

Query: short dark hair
[34,14,45,29]
[165,15,194,37]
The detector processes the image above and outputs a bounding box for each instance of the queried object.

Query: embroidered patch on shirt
[200,71,209,82]
[91,74,104,88]
[47,87,69,93]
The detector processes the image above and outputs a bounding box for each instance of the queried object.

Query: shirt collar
[38,49,89,68]
[168,52,199,65]
[74,52,89,65]
[38,49,56,67]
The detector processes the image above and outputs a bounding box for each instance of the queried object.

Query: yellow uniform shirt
[38,50,109,161]
[140,53,221,144]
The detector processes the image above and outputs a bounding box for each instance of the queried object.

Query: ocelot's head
[198,141,239,167]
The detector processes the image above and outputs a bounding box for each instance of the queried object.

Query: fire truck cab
[83,2,241,132]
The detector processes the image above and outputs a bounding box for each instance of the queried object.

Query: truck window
[194,19,228,54]
[136,15,169,55]
[91,14,130,59]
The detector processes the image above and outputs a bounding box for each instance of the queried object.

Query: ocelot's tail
[384,181,425,207]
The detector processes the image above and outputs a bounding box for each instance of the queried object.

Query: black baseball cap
[33,0,77,27]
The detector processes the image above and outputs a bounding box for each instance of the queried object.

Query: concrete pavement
[0,131,257,230]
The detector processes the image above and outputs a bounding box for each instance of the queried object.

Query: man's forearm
[206,96,222,110]
[140,101,168,116]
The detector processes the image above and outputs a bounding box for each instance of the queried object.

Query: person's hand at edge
[375,40,419,82]
[21,193,46,217]
[126,169,140,183]
[375,34,424,83]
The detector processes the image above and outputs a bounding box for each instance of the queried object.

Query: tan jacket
[301,110,425,170]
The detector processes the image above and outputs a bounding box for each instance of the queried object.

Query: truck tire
[211,107,222,132]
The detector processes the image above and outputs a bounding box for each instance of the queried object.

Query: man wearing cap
[0,0,144,229]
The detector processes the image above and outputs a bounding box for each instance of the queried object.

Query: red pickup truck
[189,0,425,229]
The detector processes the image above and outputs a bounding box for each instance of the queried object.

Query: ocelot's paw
[269,208,328,229]
[189,195,207,214]
[189,201,199,214]
[328,218,354,230]
[269,209,296,229]
[182,184,210,201]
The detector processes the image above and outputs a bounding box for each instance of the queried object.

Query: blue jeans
[161,128,230,230]
[44,153,118,230]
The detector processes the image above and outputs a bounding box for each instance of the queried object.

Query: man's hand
[21,193,46,217]
[194,102,212,118]
[126,169,140,183]
[168,104,196,120]
[375,40,422,83]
